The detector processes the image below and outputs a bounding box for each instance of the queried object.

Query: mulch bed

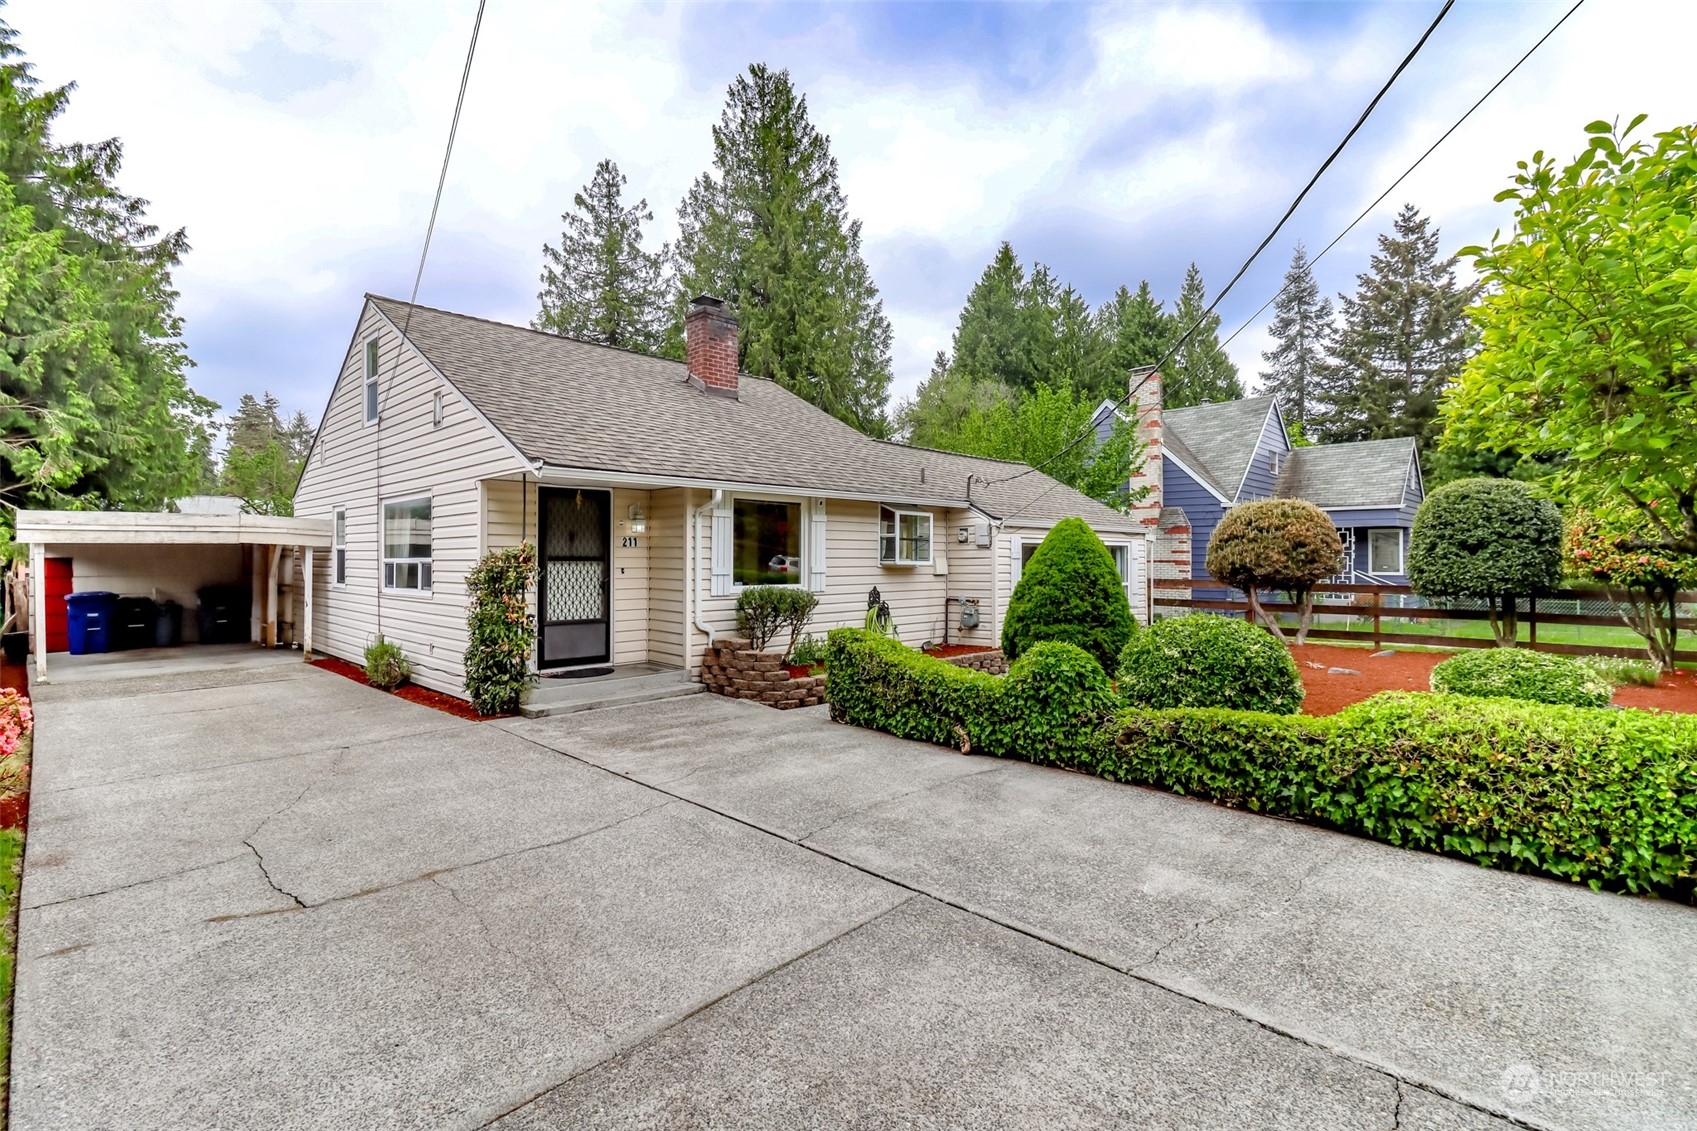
[309,656,506,721]
[922,644,996,659]
[1291,643,1697,716]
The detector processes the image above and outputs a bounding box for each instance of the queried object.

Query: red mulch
[923,644,996,659]
[310,656,506,721]
[1291,643,1697,716]
[784,664,824,680]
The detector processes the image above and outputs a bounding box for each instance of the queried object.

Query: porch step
[519,669,703,718]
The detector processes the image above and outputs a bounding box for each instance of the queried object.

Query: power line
[982,0,1456,500]
[1219,0,1585,355]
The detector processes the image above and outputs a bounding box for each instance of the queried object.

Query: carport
[13,510,333,681]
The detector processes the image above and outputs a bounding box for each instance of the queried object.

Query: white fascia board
[532,463,969,512]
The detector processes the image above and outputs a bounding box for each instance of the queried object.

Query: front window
[879,507,933,566]
[383,497,432,592]
[363,339,380,424]
[332,507,347,586]
[1368,528,1403,574]
[733,498,801,586]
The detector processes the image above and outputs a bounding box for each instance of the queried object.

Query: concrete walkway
[11,656,1694,1130]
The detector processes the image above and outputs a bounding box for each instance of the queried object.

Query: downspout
[689,489,723,650]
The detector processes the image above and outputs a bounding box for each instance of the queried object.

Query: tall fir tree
[0,19,215,534]
[217,392,302,515]
[670,64,893,434]
[535,158,667,352]
[1095,281,1172,400]
[1165,263,1242,408]
[948,242,1038,391]
[1257,243,1332,428]
[1310,204,1476,446]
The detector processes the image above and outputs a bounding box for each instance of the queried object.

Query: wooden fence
[1152,578,1697,663]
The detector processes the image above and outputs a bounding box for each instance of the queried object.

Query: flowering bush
[0,689,30,759]
[463,543,538,716]
[1565,507,1697,669]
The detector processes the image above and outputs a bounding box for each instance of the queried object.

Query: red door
[42,558,72,653]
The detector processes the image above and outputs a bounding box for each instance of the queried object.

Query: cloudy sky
[11,0,1695,427]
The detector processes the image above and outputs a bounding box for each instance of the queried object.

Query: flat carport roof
[14,509,333,680]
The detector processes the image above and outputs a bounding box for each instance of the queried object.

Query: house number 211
[621,536,639,548]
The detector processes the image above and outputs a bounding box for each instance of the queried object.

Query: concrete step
[519,670,704,718]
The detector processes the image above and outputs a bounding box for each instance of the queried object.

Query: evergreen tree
[1258,243,1332,428]
[217,392,302,515]
[1310,204,1476,446]
[948,242,1038,391]
[1095,281,1172,399]
[0,20,215,535]
[671,64,893,434]
[535,158,667,352]
[1165,263,1242,408]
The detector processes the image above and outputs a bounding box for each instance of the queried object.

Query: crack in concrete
[1391,1078,1405,1131]
[1141,849,1340,968]
[498,724,1558,1131]
[22,854,251,912]
[243,839,306,909]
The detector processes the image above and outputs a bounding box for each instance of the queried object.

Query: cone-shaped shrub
[1001,517,1135,673]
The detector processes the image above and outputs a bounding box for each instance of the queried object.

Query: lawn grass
[0,820,22,1124]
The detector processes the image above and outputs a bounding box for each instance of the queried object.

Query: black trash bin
[196,584,251,645]
[64,591,118,655]
[112,597,159,651]
[155,600,183,648]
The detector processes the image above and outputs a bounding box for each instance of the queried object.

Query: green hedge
[1429,647,1612,708]
[1118,613,1304,714]
[826,627,1697,897]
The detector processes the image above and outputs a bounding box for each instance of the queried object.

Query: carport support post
[29,541,45,681]
[302,547,314,660]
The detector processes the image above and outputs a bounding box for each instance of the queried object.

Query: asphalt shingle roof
[1162,396,1278,501]
[372,296,1135,530]
[1275,437,1419,510]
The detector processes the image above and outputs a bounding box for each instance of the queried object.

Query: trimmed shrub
[1579,655,1661,689]
[463,543,538,716]
[1118,614,1303,715]
[1429,648,1611,708]
[1110,692,1697,895]
[736,586,820,658]
[1205,498,1343,644]
[1407,479,1563,646]
[825,629,1001,752]
[364,636,412,691]
[1001,517,1135,673]
[999,642,1118,767]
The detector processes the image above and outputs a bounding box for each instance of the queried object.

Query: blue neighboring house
[1095,392,1424,590]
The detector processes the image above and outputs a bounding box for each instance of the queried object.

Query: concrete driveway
[11,654,1694,1130]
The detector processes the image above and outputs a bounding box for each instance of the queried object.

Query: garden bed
[1292,643,1697,715]
[309,656,503,721]
[922,644,997,659]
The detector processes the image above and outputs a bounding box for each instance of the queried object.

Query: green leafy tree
[0,21,214,538]
[1258,243,1332,429]
[1442,117,1697,564]
[1165,263,1242,408]
[670,64,892,433]
[1205,498,1343,644]
[1311,204,1475,447]
[535,158,668,353]
[896,350,1013,450]
[1001,516,1135,673]
[948,242,1040,391]
[1565,506,1697,669]
[1406,479,1563,646]
[1096,281,1172,398]
[217,392,302,515]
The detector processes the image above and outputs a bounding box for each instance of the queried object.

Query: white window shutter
[710,500,734,597]
[808,499,828,592]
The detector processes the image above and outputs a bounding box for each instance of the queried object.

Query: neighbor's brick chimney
[1127,365,1164,528]
[686,295,739,398]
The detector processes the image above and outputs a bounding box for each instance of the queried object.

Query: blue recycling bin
[64,591,118,655]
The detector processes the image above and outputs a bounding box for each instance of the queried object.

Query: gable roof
[1161,396,1279,502]
[1275,436,1420,510]
[369,296,1134,530]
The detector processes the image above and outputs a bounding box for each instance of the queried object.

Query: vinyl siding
[647,488,686,667]
[1234,405,1287,502]
[1166,462,1226,582]
[292,301,528,695]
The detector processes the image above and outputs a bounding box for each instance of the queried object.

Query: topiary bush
[364,636,412,691]
[1205,498,1343,644]
[1117,614,1303,714]
[1428,648,1612,708]
[463,543,538,716]
[997,642,1118,768]
[1001,517,1135,673]
[1407,479,1563,646]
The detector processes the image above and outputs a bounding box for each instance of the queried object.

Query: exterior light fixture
[628,503,647,534]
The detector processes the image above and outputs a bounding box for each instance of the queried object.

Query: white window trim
[879,506,934,567]
[728,492,808,591]
[1012,531,1147,620]
[381,494,433,596]
[332,506,347,588]
[1367,527,1404,575]
[362,338,380,426]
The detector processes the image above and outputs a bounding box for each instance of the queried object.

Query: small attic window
[432,391,444,427]
[363,339,380,424]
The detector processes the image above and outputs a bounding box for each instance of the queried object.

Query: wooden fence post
[1372,588,1382,652]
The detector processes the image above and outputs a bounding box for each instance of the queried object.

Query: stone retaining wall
[937,649,1008,675]
[700,637,824,710]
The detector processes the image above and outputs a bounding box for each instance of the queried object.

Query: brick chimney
[1127,365,1163,527]
[686,295,739,398]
